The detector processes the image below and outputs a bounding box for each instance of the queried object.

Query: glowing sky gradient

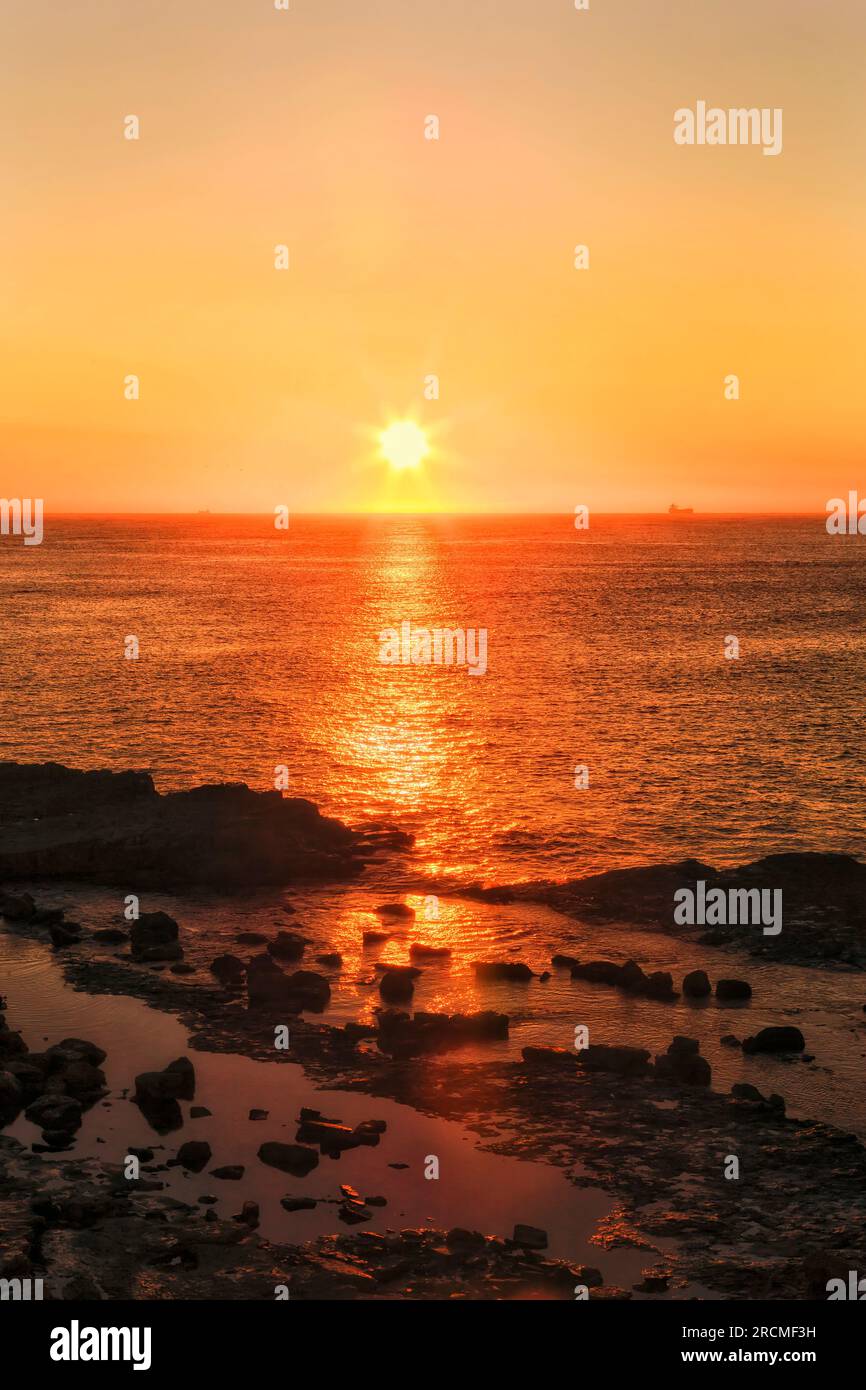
[2,0,864,512]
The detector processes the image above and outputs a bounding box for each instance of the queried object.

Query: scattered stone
[210,1165,244,1180]
[281,1196,316,1212]
[683,969,711,998]
[24,1095,83,1131]
[742,1026,805,1054]
[258,1142,319,1176]
[177,1141,212,1172]
[92,928,128,944]
[409,942,452,959]
[379,969,417,1003]
[210,954,246,986]
[315,953,343,968]
[134,1057,195,1104]
[655,1037,711,1086]
[248,1108,268,1121]
[473,961,533,982]
[49,924,81,949]
[246,956,330,1011]
[572,959,677,1002]
[375,903,415,920]
[521,1046,579,1071]
[0,890,37,921]
[376,1008,508,1058]
[130,912,182,963]
[578,1045,653,1078]
[234,1201,259,1228]
[268,931,309,963]
[190,1106,211,1118]
[46,1038,107,1068]
[715,979,752,1001]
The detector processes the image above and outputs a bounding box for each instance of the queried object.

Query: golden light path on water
[293,515,492,883]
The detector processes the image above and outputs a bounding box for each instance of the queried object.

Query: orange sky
[1,0,864,513]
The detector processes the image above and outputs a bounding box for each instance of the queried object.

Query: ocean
[2,513,865,883]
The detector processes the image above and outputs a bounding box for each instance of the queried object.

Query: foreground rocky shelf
[0,761,411,890]
[0,1138,625,1301]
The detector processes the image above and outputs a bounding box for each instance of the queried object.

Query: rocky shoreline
[3,761,866,1300]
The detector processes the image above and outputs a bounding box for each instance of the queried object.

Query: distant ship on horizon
[668,504,695,515]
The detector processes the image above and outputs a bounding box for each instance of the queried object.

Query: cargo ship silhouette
[668,504,694,515]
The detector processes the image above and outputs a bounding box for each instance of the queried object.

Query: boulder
[375,903,415,920]
[376,1008,508,1059]
[315,953,343,968]
[258,1142,319,1176]
[379,969,416,1003]
[521,1046,580,1071]
[551,954,580,969]
[267,931,308,963]
[731,1082,765,1103]
[130,912,181,962]
[654,1037,711,1086]
[24,1094,83,1131]
[50,924,82,949]
[283,970,330,1011]
[60,1061,107,1099]
[0,1070,23,1110]
[716,978,752,1001]
[92,928,128,944]
[742,1026,805,1054]
[0,890,37,920]
[246,956,330,1011]
[134,1056,195,1103]
[209,954,246,986]
[571,959,677,1001]
[177,1140,212,1172]
[45,1039,108,1068]
[0,1029,27,1059]
[577,1045,653,1078]
[473,961,534,982]
[211,1165,244,1180]
[281,1196,316,1212]
[683,969,711,998]
[409,942,452,959]
[295,1120,360,1152]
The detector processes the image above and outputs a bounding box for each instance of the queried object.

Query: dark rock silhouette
[716,978,752,1001]
[0,760,410,890]
[743,1026,805,1054]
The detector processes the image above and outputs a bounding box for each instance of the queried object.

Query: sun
[379,421,429,471]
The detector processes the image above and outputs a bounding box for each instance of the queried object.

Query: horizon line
[37,509,833,519]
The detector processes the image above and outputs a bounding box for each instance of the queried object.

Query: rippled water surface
[2,513,865,881]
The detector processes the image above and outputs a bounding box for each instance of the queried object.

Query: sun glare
[379,421,429,472]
